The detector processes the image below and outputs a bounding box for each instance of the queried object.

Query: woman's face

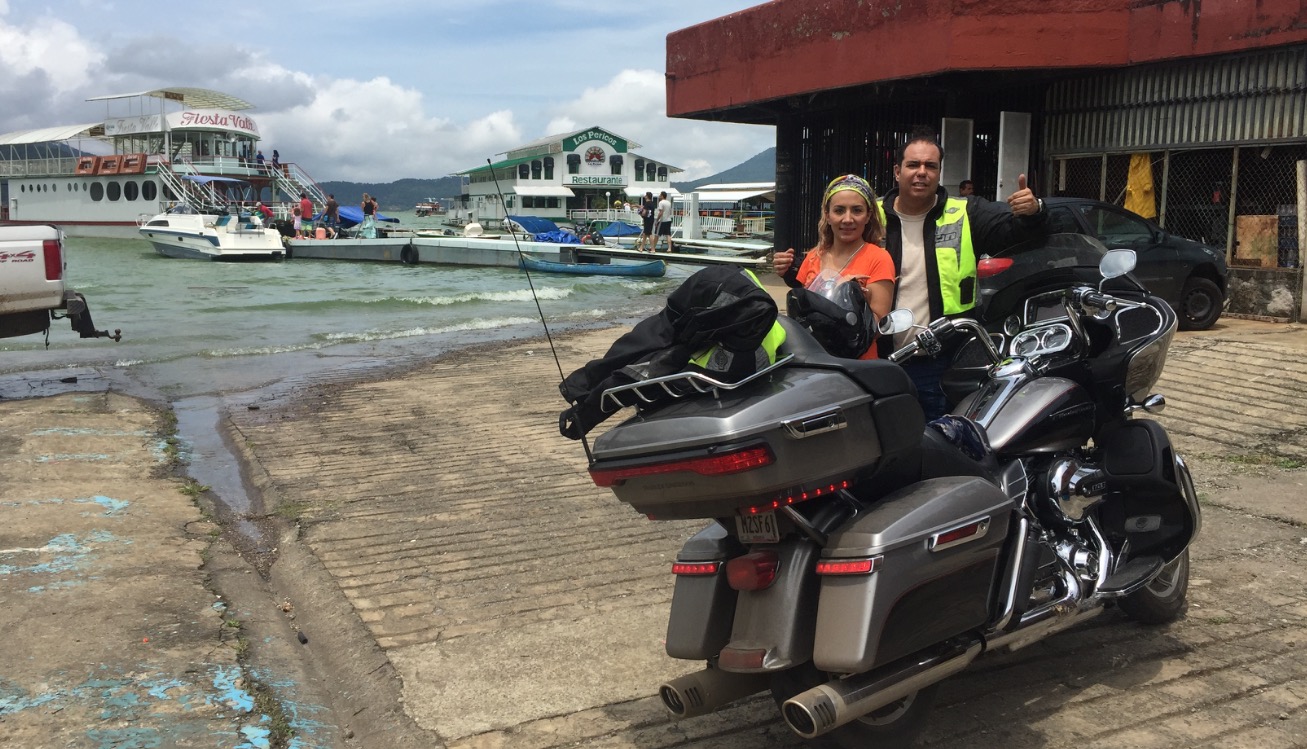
[825,190,871,244]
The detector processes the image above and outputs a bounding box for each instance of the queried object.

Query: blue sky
[0,0,774,183]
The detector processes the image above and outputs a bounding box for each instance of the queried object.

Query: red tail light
[977,257,1014,278]
[815,556,882,576]
[726,551,780,590]
[671,561,720,576]
[742,479,851,515]
[43,239,63,281]
[589,445,773,488]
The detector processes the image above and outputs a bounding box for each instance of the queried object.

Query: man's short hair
[896,126,944,165]
[959,180,974,191]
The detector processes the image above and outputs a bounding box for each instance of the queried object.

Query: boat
[519,253,666,277]
[0,87,329,239]
[415,199,446,217]
[138,203,286,261]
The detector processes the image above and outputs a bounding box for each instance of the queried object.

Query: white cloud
[0,13,103,94]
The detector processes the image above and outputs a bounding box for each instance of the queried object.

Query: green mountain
[317,147,777,210]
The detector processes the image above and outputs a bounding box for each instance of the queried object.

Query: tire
[400,243,418,265]
[1118,548,1190,625]
[770,663,937,749]
[1177,277,1222,331]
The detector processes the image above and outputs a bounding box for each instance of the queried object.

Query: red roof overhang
[666,0,1307,121]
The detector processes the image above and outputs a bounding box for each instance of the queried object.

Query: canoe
[519,254,666,278]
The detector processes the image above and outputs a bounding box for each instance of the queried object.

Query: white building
[452,127,682,226]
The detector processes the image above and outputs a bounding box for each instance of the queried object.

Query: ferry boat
[0,87,326,239]
[415,198,446,217]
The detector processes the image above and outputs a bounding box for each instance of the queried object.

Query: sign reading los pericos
[565,175,626,187]
[563,129,627,154]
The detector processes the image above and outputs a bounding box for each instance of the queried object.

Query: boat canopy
[506,215,563,234]
[327,205,398,227]
[0,123,102,146]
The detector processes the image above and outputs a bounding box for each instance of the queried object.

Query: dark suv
[1039,197,1228,330]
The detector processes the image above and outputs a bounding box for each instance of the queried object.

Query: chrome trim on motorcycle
[782,407,848,439]
[927,517,991,552]
[1175,453,1202,540]
[599,354,795,411]
[991,517,1030,632]
[781,639,983,739]
[659,667,772,719]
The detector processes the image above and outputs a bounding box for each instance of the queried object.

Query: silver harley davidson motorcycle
[582,235,1199,748]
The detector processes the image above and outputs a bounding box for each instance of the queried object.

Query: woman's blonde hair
[815,174,883,251]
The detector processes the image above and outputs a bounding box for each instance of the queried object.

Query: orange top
[796,243,895,359]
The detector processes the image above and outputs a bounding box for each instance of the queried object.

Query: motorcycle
[582,234,1200,748]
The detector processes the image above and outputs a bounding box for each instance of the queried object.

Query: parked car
[1036,197,1229,330]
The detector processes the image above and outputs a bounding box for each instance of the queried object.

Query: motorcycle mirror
[1100,249,1137,279]
[879,308,915,336]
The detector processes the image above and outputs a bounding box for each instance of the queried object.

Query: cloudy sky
[0,0,774,183]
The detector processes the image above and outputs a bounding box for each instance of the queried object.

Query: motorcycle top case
[589,363,920,520]
[813,476,1014,674]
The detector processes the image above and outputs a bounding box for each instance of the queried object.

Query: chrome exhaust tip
[781,640,981,739]
[658,667,771,719]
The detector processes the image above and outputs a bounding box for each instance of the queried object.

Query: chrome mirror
[1100,249,1137,279]
[879,308,915,336]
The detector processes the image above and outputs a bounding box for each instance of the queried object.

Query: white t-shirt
[656,198,672,224]
[892,204,934,350]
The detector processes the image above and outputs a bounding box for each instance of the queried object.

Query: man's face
[894,141,942,202]
[959,182,974,196]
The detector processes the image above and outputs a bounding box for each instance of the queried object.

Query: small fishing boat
[138,203,286,261]
[519,254,666,278]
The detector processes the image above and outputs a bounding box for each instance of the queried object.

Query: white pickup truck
[0,223,120,342]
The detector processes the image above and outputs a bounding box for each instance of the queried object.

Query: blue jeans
[900,356,951,421]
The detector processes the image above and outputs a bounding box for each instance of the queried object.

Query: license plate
[736,511,780,544]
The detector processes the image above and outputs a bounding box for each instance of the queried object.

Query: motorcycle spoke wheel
[1118,548,1190,625]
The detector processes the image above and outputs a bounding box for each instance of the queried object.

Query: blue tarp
[598,221,641,238]
[533,230,582,244]
[507,215,562,234]
[314,205,398,227]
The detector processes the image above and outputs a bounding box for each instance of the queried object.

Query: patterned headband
[823,174,875,208]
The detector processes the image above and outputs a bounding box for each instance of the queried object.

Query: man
[299,193,314,226]
[654,191,674,253]
[878,127,1047,419]
[324,193,340,233]
[958,179,975,197]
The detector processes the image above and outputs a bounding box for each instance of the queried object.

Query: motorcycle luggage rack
[600,354,794,412]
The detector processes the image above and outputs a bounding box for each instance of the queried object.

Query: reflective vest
[879,197,978,315]
[688,268,786,372]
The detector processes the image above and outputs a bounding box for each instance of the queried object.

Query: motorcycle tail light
[589,445,773,488]
[43,239,63,281]
[816,556,882,576]
[726,551,780,590]
[671,561,720,576]
[977,257,1014,278]
[742,479,851,515]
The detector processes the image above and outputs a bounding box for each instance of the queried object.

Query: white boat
[138,204,285,261]
[0,87,327,239]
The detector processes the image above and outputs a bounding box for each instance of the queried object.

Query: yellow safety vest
[688,269,786,370]
[879,197,978,315]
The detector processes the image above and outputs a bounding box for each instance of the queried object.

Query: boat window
[90,182,104,201]
[107,182,121,201]
[543,157,554,180]
[124,182,139,201]
[567,154,581,175]
[143,181,157,201]
[609,155,623,176]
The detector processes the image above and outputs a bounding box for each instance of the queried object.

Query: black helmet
[786,278,877,358]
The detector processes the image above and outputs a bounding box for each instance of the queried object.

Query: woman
[361,192,377,239]
[773,174,894,359]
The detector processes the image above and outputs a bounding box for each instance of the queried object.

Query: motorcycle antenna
[486,159,595,462]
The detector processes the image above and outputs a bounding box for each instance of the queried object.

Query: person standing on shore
[653,191,674,253]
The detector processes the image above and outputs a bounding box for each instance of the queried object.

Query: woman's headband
[822,174,875,208]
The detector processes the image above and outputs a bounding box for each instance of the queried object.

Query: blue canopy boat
[519,253,666,278]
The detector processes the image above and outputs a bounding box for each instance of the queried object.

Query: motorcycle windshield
[977,233,1118,323]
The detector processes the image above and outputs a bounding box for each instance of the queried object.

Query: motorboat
[519,253,666,277]
[138,204,286,261]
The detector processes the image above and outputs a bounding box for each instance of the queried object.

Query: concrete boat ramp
[285,235,768,269]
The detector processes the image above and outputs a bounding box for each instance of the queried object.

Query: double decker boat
[0,87,326,239]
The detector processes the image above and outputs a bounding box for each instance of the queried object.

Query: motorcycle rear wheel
[770,663,938,749]
[1118,548,1190,624]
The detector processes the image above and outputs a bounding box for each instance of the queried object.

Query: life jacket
[878,196,978,315]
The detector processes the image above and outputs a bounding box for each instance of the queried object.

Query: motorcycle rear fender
[813,477,1015,674]
[665,523,743,660]
[1097,419,1201,563]
[716,539,822,673]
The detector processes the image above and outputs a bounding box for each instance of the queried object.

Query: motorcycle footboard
[666,523,743,660]
[813,477,1014,674]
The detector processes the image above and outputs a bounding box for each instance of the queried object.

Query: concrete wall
[1227,267,1303,321]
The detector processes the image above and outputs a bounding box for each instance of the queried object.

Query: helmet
[786,278,877,358]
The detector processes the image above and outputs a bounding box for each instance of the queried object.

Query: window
[567,154,581,175]
[657,167,667,181]
[107,182,121,201]
[518,164,530,179]
[531,160,542,179]
[545,197,559,209]
[543,157,554,180]
[1045,206,1081,234]
[609,155,623,176]
[124,181,139,201]
[1077,205,1153,246]
[646,163,657,181]
[142,181,157,201]
[634,159,645,178]
[90,182,104,201]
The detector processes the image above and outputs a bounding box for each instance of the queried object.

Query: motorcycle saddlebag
[812,477,1014,674]
[666,523,743,660]
[589,364,921,520]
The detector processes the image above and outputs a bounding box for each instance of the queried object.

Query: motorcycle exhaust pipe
[781,639,982,740]
[659,667,772,719]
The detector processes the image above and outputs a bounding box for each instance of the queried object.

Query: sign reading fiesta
[175,110,260,136]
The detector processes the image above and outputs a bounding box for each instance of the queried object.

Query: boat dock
[285,235,768,269]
